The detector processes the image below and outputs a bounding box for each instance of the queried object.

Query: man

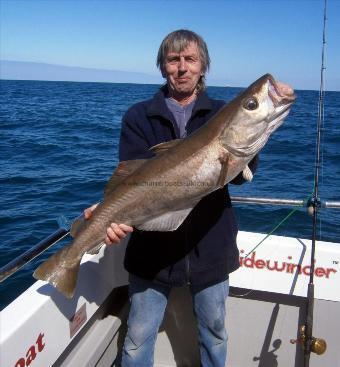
[86,29,257,367]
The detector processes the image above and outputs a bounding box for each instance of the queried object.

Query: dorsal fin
[217,154,229,187]
[150,139,182,155]
[104,159,147,198]
[70,216,88,238]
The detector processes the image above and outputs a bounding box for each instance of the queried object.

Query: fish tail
[33,245,81,299]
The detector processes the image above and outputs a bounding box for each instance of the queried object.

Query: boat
[1,1,338,366]
[1,229,339,367]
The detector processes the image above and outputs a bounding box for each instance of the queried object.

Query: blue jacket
[119,86,258,287]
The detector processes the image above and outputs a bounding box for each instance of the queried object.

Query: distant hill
[0,60,164,84]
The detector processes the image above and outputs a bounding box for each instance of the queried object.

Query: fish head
[221,73,296,157]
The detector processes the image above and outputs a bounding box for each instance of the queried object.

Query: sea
[0,79,339,310]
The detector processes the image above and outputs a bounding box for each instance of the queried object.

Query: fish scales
[33,74,296,298]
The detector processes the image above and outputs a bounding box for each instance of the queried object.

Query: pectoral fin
[242,165,253,181]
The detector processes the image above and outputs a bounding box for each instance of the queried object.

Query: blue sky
[1,0,339,90]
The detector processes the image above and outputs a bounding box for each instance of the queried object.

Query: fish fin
[242,165,253,181]
[70,216,88,238]
[104,159,147,198]
[86,242,105,255]
[150,139,182,155]
[217,154,230,187]
[33,245,81,298]
[136,207,194,231]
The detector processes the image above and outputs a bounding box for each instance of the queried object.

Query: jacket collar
[146,85,212,121]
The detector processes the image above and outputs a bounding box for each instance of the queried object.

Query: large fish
[34,74,295,298]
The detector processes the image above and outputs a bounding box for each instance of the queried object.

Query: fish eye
[243,97,259,111]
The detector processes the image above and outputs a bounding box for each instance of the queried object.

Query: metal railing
[0,196,339,282]
[0,227,69,283]
[231,196,340,208]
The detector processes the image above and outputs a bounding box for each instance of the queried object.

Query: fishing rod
[0,226,70,283]
[291,0,329,364]
[0,215,85,282]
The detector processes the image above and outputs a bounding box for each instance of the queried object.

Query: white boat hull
[1,231,339,366]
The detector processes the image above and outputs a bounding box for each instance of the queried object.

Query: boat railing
[0,196,339,283]
[231,196,340,208]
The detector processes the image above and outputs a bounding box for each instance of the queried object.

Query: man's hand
[84,203,133,245]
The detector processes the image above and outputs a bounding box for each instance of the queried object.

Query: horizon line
[1,59,335,92]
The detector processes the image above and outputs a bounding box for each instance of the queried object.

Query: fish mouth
[266,77,296,123]
[268,77,296,107]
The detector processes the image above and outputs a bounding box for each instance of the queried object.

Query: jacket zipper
[185,255,191,285]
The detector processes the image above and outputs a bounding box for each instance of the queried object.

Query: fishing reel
[290,325,327,355]
[306,197,322,217]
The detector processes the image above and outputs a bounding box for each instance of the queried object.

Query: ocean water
[0,79,339,310]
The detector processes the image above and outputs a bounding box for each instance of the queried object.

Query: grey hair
[156,29,210,92]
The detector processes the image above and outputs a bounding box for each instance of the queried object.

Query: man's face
[163,42,203,98]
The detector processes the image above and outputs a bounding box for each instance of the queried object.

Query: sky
[1,0,339,90]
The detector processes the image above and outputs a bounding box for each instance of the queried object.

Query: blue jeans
[121,275,229,367]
